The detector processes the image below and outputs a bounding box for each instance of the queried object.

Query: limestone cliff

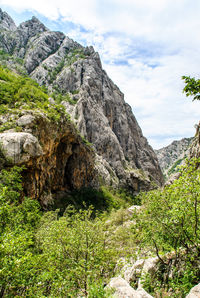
[0,8,164,195]
[0,111,96,207]
[155,137,193,178]
[189,121,200,159]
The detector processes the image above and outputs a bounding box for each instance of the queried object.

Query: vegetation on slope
[0,65,69,125]
[1,159,200,297]
[0,63,137,296]
[0,166,137,297]
[134,159,200,296]
[0,58,200,297]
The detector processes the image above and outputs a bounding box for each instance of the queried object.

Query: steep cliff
[189,121,200,159]
[0,65,96,206]
[0,8,164,196]
[155,137,193,178]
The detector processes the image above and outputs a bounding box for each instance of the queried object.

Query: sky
[0,0,200,149]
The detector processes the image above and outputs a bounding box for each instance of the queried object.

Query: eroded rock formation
[155,137,193,178]
[0,8,164,195]
[0,111,96,206]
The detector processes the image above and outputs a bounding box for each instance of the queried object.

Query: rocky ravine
[0,8,164,195]
[155,137,193,178]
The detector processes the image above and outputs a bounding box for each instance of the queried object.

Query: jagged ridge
[0,8,164,195]
[155,137,193,178]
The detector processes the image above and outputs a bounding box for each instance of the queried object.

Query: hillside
[0,8,164,203]
[155,137,193,178]
[1,8,200,298]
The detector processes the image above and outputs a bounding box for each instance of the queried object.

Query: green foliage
[167,157,184,176]
[182,75,200,101]
[52,186,135,215]
[71,89,79,95]
[0,65,48,106]
[0,65,70,129]
[88,282,114,297]
[134,158,200,295]
[0,49,10,61]
[51,90,78,105]
[48,59,65,83]
[36,206,117,296]
[0,166,42,297]
[0,165,136,296]
[141,252,200,297]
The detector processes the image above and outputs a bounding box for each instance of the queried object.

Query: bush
[134,158,200,295]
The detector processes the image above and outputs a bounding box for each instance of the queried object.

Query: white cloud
[0,0,200,148]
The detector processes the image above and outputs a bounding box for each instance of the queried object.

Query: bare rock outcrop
[0,111,96,206]
[155,137,193,178]
[0,9,164,192]
[186,283,200,298]
[189,121,200,159]
[107,277,153,298]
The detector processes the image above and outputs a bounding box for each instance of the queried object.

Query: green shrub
[134,158,200,295]
[0,65,70,125]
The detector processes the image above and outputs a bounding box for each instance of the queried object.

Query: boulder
[123,256,159,289]
[127,205,142,215]
[124,259,145,284]
[186,283,200,298]
[107,276,153,298]
[0,132,43,164]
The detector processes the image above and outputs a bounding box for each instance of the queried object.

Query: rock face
[0,9,164,192]
[186,283,200,298]
[189,121,200,159]
[0,111,96,206]
[107,277,153,298]
[123,256,159,289]
[0,8,16,31]
[155,137,193,178]
[0,132,43,164]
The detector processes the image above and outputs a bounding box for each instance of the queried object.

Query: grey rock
[107,277,153,298]
[0,8,17,31]
[186,283,200,298]
[94,153,119,187]
[127,205,142,215]
[155,137,193,178]
[16,115,35,127]
[46,52,164,191]
[189,121,200,159]
[14,16,48,58]
[24,31,65,73]
[0,11,164,192]
[124,259,145,284]
[123,256,159,289]
[48,97,55,105]
[0,132,43,164]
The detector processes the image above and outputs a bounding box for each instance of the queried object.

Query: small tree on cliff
[182,76,200,101]
[182,76,200,143]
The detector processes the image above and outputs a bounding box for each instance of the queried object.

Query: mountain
[155,137,193,178]
[0,8,164,203]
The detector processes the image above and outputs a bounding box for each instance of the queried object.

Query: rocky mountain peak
[18,15,48,34]
[155,137,193,178]
[0,10,164,196]
[0,8,16,31]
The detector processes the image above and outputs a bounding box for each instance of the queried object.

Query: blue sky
[0,0,200,149]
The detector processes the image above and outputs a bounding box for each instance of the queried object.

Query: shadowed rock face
[0,112,96,206]
[0,9,164,193]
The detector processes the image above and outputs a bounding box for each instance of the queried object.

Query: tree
[134,158,200,295]
[36,206,117,297]
[0,166,42,297]
[182,76,200,101]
